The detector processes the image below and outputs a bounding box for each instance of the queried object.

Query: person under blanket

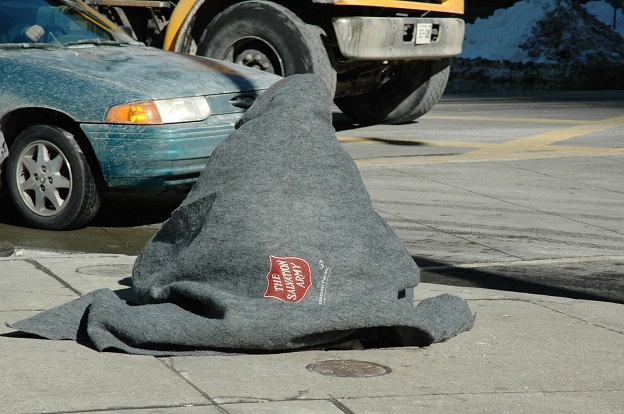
[8,74,475,356]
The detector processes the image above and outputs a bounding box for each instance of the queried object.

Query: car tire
[335,59,451,125]
[6,125,101,230]
[197,1,337,97]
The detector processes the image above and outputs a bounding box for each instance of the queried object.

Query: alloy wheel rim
[14,140,73,217]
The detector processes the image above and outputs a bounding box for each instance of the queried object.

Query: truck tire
[335,59,451,125]
[6,125,101,230]
[197,1,336,97]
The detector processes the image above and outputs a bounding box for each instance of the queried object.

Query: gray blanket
[8,74,474,356]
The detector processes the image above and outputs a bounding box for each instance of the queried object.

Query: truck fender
[165,0,206,52]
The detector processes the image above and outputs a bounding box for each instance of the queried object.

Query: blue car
[0,0,280,230]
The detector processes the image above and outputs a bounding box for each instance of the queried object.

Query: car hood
[0,44,281,122]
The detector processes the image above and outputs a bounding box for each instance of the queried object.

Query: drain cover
[305,360,392,378]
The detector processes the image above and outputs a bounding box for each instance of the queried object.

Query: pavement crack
[375,207,524,261]
[377,168,624,238]
[328,395,357,414]
[532,302,624,335]
[157,357,226,411]
[25,259,82,296]
[513,164,624,196]
[99,227,137,252]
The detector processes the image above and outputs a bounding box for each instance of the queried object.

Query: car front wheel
[6,125,101,230]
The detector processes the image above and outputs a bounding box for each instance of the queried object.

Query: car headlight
[105,96,212,124]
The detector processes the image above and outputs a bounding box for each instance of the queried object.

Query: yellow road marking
[338,115,624,166]
[423,115,598,125]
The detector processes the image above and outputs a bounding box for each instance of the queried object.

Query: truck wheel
[335,59,451,125]
[6,125,101,230]
[197,1,336,97]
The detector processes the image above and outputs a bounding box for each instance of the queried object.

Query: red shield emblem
[264,256,312,303]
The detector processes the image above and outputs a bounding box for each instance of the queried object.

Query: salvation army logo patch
[264,256,312,303]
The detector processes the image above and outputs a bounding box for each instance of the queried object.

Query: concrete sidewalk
[1,251,623,414]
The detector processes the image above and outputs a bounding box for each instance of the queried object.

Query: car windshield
[0,0,137,47]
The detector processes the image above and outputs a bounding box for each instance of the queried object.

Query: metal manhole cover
[305,360,392,377]
[76,264,134,277]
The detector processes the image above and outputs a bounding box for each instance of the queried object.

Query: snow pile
[584,1,624,37]
[523,2,624,65]
[461,0,557,62]
[449,0,624,92]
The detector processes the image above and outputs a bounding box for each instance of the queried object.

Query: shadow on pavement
[89,192,185,228]
[332,112,420,132]
[0,191,184,229]
[415,256,624,305]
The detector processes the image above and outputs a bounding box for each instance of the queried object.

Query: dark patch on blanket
[7,74,475,356]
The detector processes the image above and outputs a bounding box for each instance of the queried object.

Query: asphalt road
[1,90,623,303]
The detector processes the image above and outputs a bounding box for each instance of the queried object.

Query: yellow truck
[85,0,465,124]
